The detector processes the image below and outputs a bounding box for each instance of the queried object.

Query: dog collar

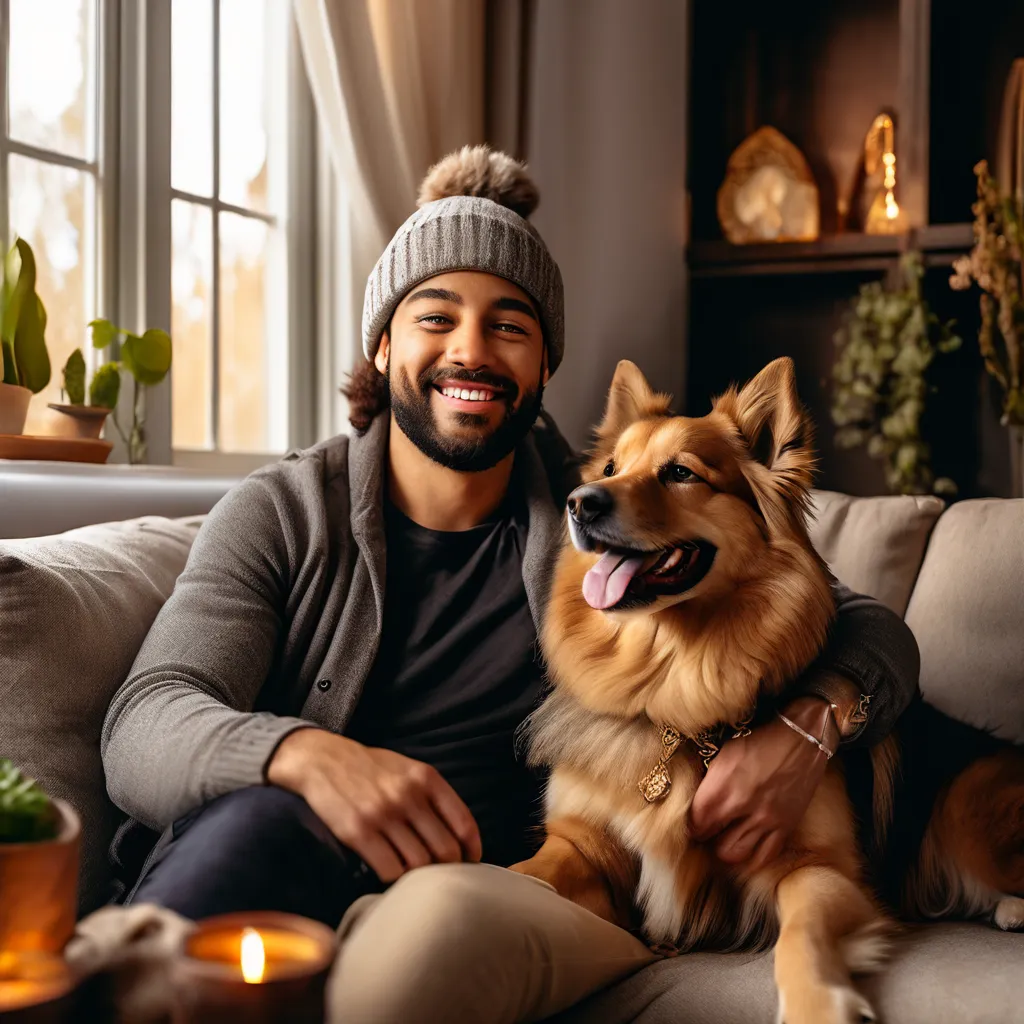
[638,714,754,804]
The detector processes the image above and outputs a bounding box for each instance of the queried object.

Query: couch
[1,462,1022,1023]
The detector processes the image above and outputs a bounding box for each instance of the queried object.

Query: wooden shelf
[688,223,974,278]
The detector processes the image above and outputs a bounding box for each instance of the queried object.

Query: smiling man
[101,147,919,1023]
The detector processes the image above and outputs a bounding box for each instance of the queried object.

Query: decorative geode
[717,126,820,244]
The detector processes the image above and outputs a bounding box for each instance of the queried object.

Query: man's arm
[689,580,920,868]
[793,581,921,747]
[100,474,310,831]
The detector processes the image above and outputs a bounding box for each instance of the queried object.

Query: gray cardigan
[101,413,920,831]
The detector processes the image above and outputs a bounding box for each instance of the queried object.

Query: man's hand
[267,729,482,882]
[688,698,837,873]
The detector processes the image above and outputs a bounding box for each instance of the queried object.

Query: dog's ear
[593,361,672,454]
[714,357,816,534]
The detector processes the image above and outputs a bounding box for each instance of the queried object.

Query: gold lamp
[864,113,906,235]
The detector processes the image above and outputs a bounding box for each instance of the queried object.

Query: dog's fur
[512,358,1024,1024]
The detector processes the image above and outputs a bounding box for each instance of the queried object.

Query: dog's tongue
[583,551,646,610]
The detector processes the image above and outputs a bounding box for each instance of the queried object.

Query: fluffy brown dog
[512,358,1024,1024]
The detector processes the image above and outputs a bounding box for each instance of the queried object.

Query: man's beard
[388,362,544,473]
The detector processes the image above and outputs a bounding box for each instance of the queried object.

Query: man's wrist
[795,670,866,739]
[780,695,841,756]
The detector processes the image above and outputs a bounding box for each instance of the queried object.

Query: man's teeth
[441,386,494,402]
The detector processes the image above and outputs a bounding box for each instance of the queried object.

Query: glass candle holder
[174,911,336,1023]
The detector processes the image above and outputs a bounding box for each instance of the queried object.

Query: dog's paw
[993,895,1024,931]
[777,984,877,1024]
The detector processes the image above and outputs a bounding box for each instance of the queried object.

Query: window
[1,0,103,437]
[170,0,292,456]
[1,0,316,465]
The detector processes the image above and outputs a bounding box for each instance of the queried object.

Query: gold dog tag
[639,764,672,803]
[638,726,683,803]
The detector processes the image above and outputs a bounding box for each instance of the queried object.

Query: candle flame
[241,928,265,984]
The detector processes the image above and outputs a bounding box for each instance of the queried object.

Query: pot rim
[46,402,113,418]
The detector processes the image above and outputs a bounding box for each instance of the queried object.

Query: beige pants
[328,862,657,1023]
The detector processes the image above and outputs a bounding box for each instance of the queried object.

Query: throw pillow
[808,490,945,616]
[0,516,202,914]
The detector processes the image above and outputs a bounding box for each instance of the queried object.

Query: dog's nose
[567,484,614,524]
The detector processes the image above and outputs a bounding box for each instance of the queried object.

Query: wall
[523,0,690,451]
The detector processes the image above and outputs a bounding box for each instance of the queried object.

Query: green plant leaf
[121,328,172,386]
[89,318,119,351]
[0,758,59,843]
[2,240,51,393]
[1,339,17,385]
[88,361,121,409]
[62,348,86,405]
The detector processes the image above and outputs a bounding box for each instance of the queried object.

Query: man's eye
[603,461,615,477]
[419,315,451,325]
[669,464,694,483]
[494,322,526,334]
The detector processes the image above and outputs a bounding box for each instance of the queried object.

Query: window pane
[172,0,214,197]
[219,212,277,453]
[8,156,90,435]
[8,0,96,160]
[219,0,285,213]
[171,200,214,450]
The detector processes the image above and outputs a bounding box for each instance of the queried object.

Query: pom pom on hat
[417,145,539,219]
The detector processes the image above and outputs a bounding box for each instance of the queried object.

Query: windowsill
[172,448,286,475]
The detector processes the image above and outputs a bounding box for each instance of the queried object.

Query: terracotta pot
[0,382,32,435]
[44,403,111,441]
[0,800,80,955]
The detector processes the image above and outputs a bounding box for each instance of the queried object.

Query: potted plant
[831,251,962,496]
[0,759,80,955]
[47,319,172,463]
[0,239,50,435]
[950,160,1024,497]
[46,348,121,440]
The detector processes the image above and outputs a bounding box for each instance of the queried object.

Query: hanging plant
[831,251,961,495]
[949,159,1024,427]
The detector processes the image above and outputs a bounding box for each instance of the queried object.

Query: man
[102,147,919,1023]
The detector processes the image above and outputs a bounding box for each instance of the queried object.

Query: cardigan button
[316,679,332,693]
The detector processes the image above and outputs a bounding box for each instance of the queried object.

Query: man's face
[375,271,549,472]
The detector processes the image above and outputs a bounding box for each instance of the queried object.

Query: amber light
[240,928,265,984]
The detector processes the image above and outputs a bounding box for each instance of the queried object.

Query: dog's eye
[603,461,615,477]
[669,464,694,483]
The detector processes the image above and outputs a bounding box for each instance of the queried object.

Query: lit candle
[175,912,336,1023]
[0,952,77,1021]
[241,927,266,984]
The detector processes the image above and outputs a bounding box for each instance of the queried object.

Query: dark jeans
[128,787,385,927]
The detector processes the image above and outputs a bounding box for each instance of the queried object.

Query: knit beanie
[362,146,565,373]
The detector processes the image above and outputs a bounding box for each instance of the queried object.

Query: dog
[512,357,1024,1024]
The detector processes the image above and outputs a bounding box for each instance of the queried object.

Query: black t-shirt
[346,487,547,868]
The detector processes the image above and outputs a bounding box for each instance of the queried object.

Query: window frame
[0,0,117,423]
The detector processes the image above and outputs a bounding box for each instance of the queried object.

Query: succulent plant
[0,759,59,843]
[88,360,121,410]
[1,238,51,394]
[62,348,87,405]
[832,251,962,496]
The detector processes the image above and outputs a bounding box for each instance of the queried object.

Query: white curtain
[293,0,485,437]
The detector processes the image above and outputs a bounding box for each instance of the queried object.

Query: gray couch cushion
[553,924,1024,1023]
[808,490,945,616]
[905,498,1024,743]
[0,516,202,913]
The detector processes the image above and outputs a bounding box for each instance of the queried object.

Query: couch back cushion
[0,516,202,913]
[905,498,1024,743]
[808,490,946,616]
